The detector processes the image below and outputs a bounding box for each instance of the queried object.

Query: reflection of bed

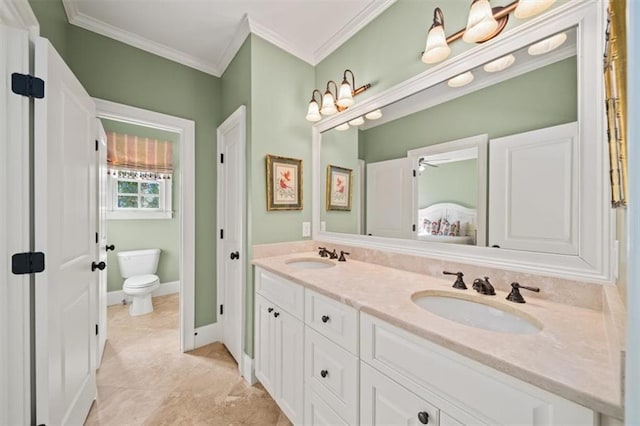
[417,202,476,245]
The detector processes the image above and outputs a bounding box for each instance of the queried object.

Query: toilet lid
[124,274,159,289]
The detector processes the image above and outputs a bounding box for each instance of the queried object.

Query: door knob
[274,312,280,318]
[230,251,240,260]
[106,244,115,251]
[91,261,106,271]
[320,369,328,378]
[268,307,274,313]
[321,315,330,323]
[417,411,430,424]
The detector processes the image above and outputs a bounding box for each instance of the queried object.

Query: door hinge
[95,324,99,336]
[413,169,416,177]
[95,232,99,243]
[11,252,45,274]
[220,305,224,315]
[11,73,45,98]
[220,229,224,239]
[412,224,416,232]
[95,140,99,151]
[220,153,224,164]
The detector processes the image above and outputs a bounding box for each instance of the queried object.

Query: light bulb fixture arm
[343,68,372,96]
[309,89,323,104]
[430,7,446,31]
[325,80,339,97]
[445,0,519,44]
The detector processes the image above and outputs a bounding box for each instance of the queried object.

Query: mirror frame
[312,1,614,284]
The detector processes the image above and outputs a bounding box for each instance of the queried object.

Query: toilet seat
[123,274,159,289]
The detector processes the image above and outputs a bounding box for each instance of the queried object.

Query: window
[108,174,172,219]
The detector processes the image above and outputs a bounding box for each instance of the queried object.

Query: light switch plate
[302,221,311,237]
[320,221,326,232]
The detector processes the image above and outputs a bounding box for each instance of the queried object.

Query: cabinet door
[305,385,349,426]
[488,122,578,255]
[254,295,276,395]
[361,362,439,426]
[275,307,304,425]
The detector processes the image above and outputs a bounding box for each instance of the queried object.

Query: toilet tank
[116,248,161,278]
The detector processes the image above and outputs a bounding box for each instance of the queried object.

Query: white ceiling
[62,0,396,77]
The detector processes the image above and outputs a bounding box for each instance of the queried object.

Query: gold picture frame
[604,1,628,207]
[326,165,353,211]
[266,155,303,211]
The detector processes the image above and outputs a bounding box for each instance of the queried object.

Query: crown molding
[313,0,396,64]
[247,16,315,65]
[62,0,222,76]
[216,14,251,76]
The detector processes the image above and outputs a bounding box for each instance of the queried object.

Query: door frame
[216,105,247,378]
[94,98,196,352]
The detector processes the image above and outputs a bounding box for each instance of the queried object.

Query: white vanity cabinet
[254,269,304,425]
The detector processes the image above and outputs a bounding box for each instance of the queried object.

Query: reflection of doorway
[95,99,196,354]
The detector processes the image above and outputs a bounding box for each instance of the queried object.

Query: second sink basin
[413,293,541,335]
[285,258,335,269]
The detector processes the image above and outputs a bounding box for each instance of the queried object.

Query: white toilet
[117,248,161,316]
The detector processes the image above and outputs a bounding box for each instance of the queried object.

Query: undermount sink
[285,258,335,269]
[413,293,542,335]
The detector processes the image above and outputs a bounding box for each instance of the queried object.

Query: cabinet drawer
[304,385,349,426]
[255,267,304,320]
[361,362,439,426]
[305,289,358,355]
[305,327,359,425]
[360,313,594,425]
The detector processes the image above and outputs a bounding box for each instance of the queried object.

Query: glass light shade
[447,71,474,88]
[335,123,350,131]
[463,0,499,43]
[527,32,567,56]
[337,81,354,107]
[365,109,383,120]
[348,117,365,126]
[421,25,451,64]
[320,91,338,115]
[305,100,321,122]
[483,54,515,72]
[514,0,555,19]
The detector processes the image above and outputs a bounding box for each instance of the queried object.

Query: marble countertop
[252,252,623,418]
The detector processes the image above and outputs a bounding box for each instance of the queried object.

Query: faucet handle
[442,271,467,290]
[318,247,328,257]
[506,282,540,303]
[338,251,350,262]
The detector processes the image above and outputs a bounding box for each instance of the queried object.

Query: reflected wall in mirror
[320,27,577,253]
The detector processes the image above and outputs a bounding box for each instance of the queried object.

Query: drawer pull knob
[274,312,280,318]
[320,369,328,378]
[268,307,274,313]
[321,315,330,323]
[417,411,429,424]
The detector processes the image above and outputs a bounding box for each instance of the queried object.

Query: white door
[216,105,246,365]
[96,119,108,367]
[34,37,97,425]
[366,158,413,238]
[0,23,31,426]
[488,122,578,255]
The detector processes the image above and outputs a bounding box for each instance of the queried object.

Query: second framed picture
[326,165,352,211]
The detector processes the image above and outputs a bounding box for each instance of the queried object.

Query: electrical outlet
[302,222,311,237]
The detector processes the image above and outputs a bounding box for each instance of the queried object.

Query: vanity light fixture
[422,7,451,64]
[448,71,474,88]
[420,0,556,65]
[306,69,371,122]
[527,32,567,56]
[365,109,383,120]
[348,116,365,126]
[483,53,515,72]
[335,123,350,131]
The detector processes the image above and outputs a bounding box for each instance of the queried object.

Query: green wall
[419,159,477,209]
[31,0,223,328]
[100,119,180,293]
[359,57,577,163]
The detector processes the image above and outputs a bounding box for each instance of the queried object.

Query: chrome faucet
[472,276,495,295]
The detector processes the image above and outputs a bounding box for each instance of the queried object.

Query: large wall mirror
[312,2,613,283]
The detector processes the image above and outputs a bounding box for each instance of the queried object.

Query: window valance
[107,131,173,179]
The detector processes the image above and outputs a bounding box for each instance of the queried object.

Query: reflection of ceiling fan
[418,157,448,172]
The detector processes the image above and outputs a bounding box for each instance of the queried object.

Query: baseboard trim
[242,354,256,385]
[193,322,221,349]
[106,280,180,306]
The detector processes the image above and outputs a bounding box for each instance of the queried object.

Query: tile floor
[85,293,290,425]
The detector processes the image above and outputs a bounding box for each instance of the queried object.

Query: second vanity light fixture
[306,69,371,122]
[421,0,556,65]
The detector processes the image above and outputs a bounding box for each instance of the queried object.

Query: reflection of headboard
[418,202,476,243]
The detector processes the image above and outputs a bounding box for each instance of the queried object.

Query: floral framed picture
[266,155,303,211]
[326,165,352,211]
